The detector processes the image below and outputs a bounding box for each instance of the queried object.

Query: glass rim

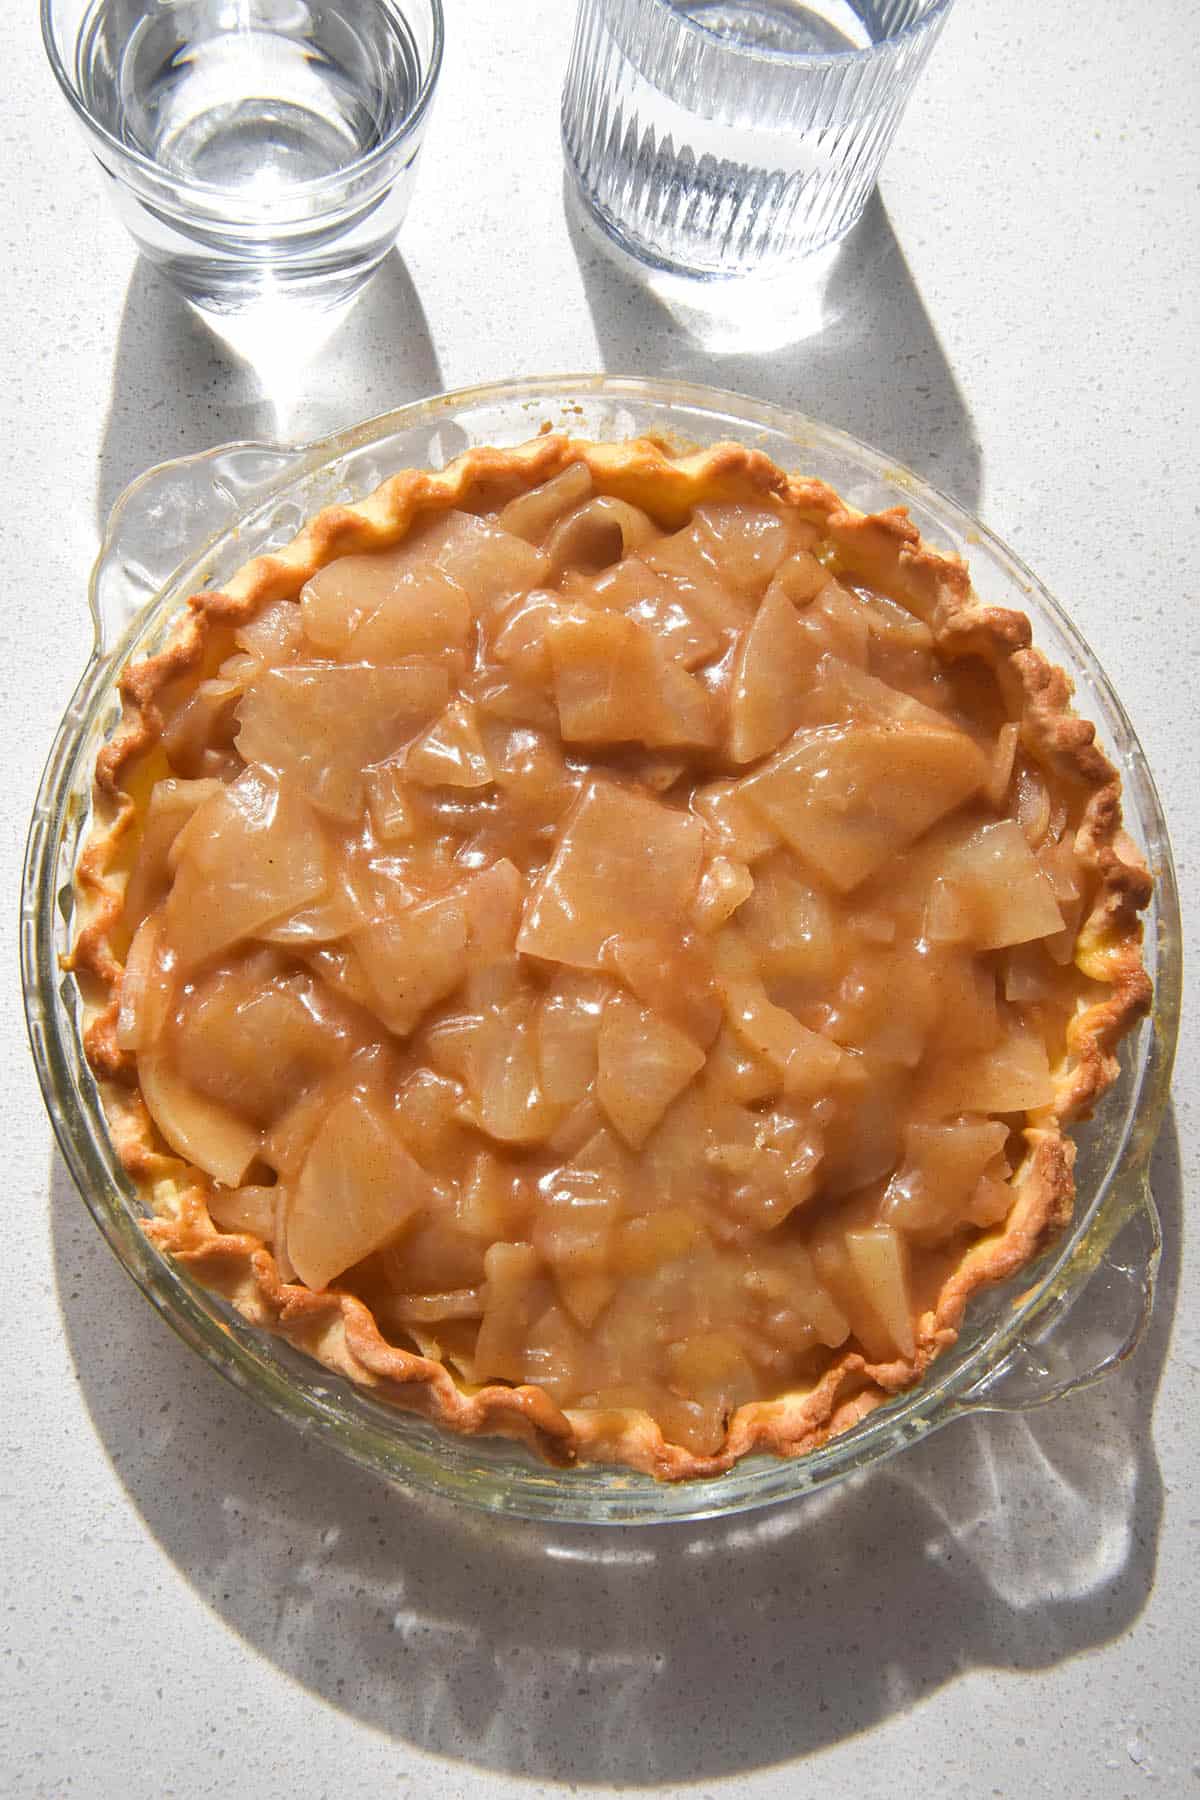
[649,0,956,65]
[40,0,445,210]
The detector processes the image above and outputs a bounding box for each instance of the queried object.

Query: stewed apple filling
[112,460,1098,1456]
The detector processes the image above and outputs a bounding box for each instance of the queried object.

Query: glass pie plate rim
[22,373,1181,1526]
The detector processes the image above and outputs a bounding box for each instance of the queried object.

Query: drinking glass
[562,0,954,279]
[41,0,444,315]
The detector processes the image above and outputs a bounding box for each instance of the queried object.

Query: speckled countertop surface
[3,3,1197,1795]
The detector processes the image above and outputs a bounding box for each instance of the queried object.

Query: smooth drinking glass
[41,0,444,314]
[562,0,954,279]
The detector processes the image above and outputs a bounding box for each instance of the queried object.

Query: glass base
[138,244,393,318]
[567,157,861,284]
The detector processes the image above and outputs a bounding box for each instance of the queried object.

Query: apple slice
[692,856,755,932]
[986,720,1020,807]
[354,894,469,1037]
[596,992,706,1148]
[456,1150,530,1241]
[800,580,871,667]
[207,1184,276,1239]
[123,777,224,928]
[259,871,364,946]
[705,1022,778,1104]
[796,653,953,734]
[518,777,703,969]
[693,503,796,594]
[346,568,472,663]
[406,699,495,789]
[160,677,244,777]
[644,520,754,635]
[465,1000,562,1145]
[474,1242,550,1383]
[741,723,989,892]
[844,1226,917,1360]
[752,1244,850,1349]
[497,460,594,542]
[719,973,844,1095]
[735,852,838,982]
[301,550,416,653]
[164,768,330,969]
[612,1209,699,1275]
[287,1088,434,1290]
[663,1334,758,1428]
[556,1271,618,1331]
[764,550,829,608]
[923,1025,1055,1114]
[605,933,722,1048]
[728,584,819,762]
[175,961,356,1124]
[691,778,778,863]
[116,912,175,1052]
[935,819,1065,950]
[535,972,609,1107]
[546,606,718,750]
[389,1067,470,1174]
[235,600,304,668]
[533,1174,617,1277]
[884,1118,1010,1234]
[364,762,417,842]
[545,497,657,576]
[429,510,550,613]
[492,592,571,684]
[236,660,450,821]
[575,556,722,668]
[460,858,523,962]
[138,1049,261,1188]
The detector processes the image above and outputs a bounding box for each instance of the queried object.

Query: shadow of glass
[95,253,444,531]
[48,1106,1179,1784]
[565,180,983,515]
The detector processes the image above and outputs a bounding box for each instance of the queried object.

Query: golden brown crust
[71,435,1152,1480]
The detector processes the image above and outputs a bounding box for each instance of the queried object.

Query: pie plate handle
[954,1182,1161,1414]
[89,442,307,658]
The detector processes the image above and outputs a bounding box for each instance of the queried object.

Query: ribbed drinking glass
[562,0,954,279]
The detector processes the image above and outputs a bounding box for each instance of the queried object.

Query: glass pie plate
[22,375,1181,1525]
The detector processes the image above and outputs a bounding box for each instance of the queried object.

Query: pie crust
[70,434,1152,1480]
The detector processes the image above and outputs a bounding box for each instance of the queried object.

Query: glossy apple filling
[114,461,1093,1455]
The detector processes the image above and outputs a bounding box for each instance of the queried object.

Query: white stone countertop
[3,2,1197,1795]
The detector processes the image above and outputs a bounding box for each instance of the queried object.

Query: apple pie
[71,434,1151,1479]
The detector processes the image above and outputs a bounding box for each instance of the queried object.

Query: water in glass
[562,0,951,279]
[78,0,420,193]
